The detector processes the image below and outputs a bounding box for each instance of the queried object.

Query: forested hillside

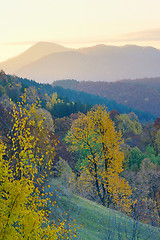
[0,71,160,239]
[121,77,160,91]
[52,78,160,116]
[52,85,155,122]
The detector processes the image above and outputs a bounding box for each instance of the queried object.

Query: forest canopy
[0,71,160,238]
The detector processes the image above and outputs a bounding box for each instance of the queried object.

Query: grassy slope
[46,180,160,240]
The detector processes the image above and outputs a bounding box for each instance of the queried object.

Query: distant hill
[0,42,71,74]
[52,86,155,122]
[16,44,160,83]
[1,42,160,83]
[52,78,160,117]
[0,71,153,122]
[121,77,160,91]
[16,51,87,83]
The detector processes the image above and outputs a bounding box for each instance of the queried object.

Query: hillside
[121,77,160,91]
[1,42,160,83]
[48,179,160,240]
[52,86,155,122]
[1,72,160,237]
[0,71,154,122]
[52,79,160,117]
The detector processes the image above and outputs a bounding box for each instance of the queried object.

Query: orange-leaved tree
[65,106,132,212]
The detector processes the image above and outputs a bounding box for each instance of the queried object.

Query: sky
[0,0,160,61]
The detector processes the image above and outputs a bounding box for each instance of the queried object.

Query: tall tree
[65,106,132,212]
[0,93,77,239]
[7,93,56,183]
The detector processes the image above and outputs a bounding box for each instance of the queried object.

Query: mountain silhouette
[0,42,71,73]
[1,42,160,83]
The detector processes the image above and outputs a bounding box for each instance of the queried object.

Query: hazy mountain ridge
[121,77,160,91]
[0,42,71,73]
[52,78,160,117]
[0,70,154,122]
[16,51,89,82]
[1,42,160,83]
[78,44,159,56]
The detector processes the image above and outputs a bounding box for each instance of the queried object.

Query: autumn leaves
[0,95,133,239]
[65,106,132,212]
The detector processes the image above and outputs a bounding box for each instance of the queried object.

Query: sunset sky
[0,0,160,61]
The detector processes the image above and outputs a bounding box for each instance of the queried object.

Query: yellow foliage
[8,94,56,182]
[45,92,62,111]
[0,141,58,239]
[0,95,77,239]
[65,106,132,212]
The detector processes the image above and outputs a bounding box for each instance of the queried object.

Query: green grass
[46,179,160,240]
